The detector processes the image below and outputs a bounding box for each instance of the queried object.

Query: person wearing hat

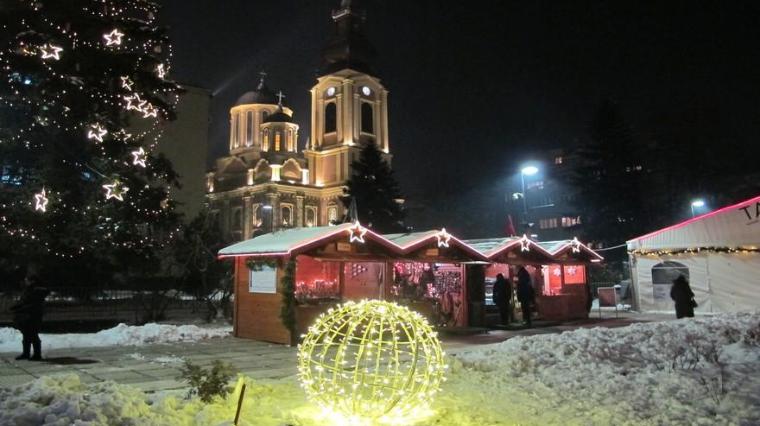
[10,267,50,360]
[670,274,696,319]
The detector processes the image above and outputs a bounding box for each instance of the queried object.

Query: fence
[0,287,230,328]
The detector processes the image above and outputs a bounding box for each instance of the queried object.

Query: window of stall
[391,262,465,327]
[294,255,340,303]
[542,264,586,295]
[343,262,385,301]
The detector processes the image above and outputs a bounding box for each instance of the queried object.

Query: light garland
[298,300,447,422]
[631,247,760,257]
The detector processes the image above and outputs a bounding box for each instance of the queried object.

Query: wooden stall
[219,224,488,344]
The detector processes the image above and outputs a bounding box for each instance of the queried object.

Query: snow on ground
[0,323,231,353]
[1,314,759,425]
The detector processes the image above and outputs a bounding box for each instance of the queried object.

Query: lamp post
[520,165,539,221]
[690,199,705,218]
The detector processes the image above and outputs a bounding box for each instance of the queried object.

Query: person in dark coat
[516,267,535,326]
[10,271,49,360]
[670,274,696,319]
[492,273,513,325]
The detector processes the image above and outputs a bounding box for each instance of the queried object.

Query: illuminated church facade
[206,1,391,241]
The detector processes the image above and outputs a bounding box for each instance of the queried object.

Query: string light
[298,300,447,421]
[39,44,63,60]
[34,188,49,212]
[102,29,124,46]
[131,147,147,167]
[102,180,129,201]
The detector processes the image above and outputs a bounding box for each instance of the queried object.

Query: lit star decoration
[141,103,158,118]
[519,234,531,252]
[571,237,582,253]
[120,76,134,91]
[102,181,129,201]
[124,93,146,111]
[156,63,167,79]
[87,123,107,142]
[348,221,367,244]
[34,188,49,212]
[102,29,124,46]
[436,228,451,248]
[131,147,147,167]
[298,300,447,422]
[39,44,63,60]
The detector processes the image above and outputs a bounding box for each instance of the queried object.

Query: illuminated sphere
[297,300,447,420]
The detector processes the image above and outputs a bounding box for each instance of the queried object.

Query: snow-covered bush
[180,360,236,403]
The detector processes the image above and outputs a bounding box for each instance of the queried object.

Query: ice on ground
[0,323,231,353]
[1,313,759,425]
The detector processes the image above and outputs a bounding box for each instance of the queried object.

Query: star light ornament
[436,228,451,248]
[156,63,167,79]
[348,221,368,244]
[34,188,49,213]
[103,181,129,201]
[87,124,108,142]
[519,234,531,252]
[131,147,147,167]
[103,29,124,46]
[39,44,63,60]
[124,93,146,111]
[571,237,582,253]
[120,76,134,91]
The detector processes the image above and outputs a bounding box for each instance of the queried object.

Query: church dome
[263,108,293,123]
[235,73,278,105]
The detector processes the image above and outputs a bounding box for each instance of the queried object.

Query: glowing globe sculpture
[297,300,447,421]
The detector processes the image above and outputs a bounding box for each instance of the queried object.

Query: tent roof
[385,230,488,260]
[627,195,760,251]
[218,224,359,257]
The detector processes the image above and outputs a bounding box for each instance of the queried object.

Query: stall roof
[463,235,554,260]
[627,195,760,251]
[218,223,403,258]
[384,230,488,260]
[538,238,604,262]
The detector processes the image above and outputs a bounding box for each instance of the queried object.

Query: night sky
[161,0,760,237]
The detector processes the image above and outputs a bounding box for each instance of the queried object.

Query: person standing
[492,273,513,325]
[516,266,535,327]
[10,270,49,361]
[670,275,696,319]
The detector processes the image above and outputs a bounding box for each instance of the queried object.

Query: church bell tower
[305,0,390,188]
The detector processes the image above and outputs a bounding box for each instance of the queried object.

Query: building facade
[206,1,391,241]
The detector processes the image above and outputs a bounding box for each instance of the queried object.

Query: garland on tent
[245,259,277,271]
[630,246,760,257]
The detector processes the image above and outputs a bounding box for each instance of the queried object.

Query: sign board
[424,248,439,257]
[336,242,352,252]
[249,266,277,294]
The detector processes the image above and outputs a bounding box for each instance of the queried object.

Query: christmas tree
[343,141,405,233]
[0,0,182,286]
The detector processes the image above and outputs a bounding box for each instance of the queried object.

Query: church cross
[276,90,286,106]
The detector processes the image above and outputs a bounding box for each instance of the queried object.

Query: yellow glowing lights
[348,221,368,244]
[297,300,447,421]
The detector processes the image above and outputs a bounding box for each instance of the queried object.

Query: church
[206,0,391,242]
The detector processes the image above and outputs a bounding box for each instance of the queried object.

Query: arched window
[274,131,282,151]
[232,208,242,231]
[287,129,294,151]
[253,204,263,227]
[262,129,270,150]
[306,207,317,227]
[327,205,338,223]
[281,205,293,226]
[651,261,690,301]
[361,102,374,134]
[246,111,254,146]
[230,115,238,148]
[325,102,337,133]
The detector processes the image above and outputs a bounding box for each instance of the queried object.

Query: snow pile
[1,315,758,425]
[454,312,760,425]
[0,323,231,353]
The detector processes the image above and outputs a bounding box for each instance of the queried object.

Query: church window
[327,205,338,223]
[325,102,337,133]
[253,204,263,227]
[275,131,282,151]
[262,129,270,150]
[281,204,293,227]
[287,129,294,151]
[232,208,242,231]
[326,86,336,97]
[361,86,371,96]
[234,114,241,148]
[246,111,254,146]
[230,115,238,148]
[305,207,317,227]
[361,102,374,134]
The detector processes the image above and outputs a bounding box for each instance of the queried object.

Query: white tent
[627,195,760,313]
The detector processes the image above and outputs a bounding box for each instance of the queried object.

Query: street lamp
[690,199,705,218]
